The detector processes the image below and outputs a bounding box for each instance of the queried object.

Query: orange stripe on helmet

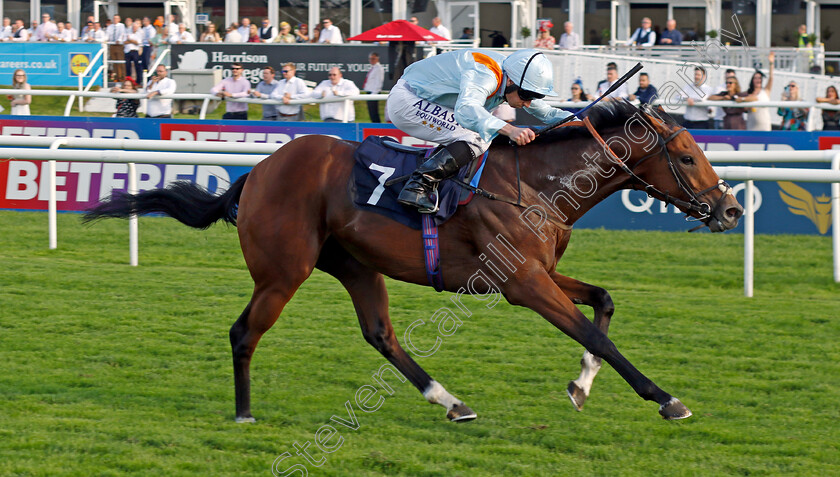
[471,52,503,98]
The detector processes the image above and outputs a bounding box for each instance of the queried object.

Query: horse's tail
[83,173,249,229]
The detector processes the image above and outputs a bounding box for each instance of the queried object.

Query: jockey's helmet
[502,49,558,99]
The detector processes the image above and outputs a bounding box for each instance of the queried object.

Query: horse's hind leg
[230,231,322,422]
[550,272,615,411]
[317,242,476,422]
[229,283,300,422]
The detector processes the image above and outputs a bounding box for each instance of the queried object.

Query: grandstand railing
[575,45,823,74]
[0,137,837,296]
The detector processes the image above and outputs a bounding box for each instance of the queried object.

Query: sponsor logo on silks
[778,181,832,234]
[411,100,457,132]
[69,53,90,76]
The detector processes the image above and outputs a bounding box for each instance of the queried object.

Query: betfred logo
[161,124,341,144]
[363,128,436,148]
[818,136,840,150]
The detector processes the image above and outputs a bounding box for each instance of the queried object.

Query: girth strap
[421,214,444,292]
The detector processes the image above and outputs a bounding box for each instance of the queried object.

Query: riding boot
[398,141,475,213]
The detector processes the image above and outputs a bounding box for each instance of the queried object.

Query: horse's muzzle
[706,192,744,233]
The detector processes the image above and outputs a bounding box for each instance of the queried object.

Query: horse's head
[610,103,743,232]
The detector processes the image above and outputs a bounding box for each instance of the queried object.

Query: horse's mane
[491,100,681,146]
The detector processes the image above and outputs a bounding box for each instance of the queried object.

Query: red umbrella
[347,19,449,42]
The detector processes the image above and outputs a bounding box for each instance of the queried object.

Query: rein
[581,116,729,221]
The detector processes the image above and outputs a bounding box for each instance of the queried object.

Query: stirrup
[417,188,440,214]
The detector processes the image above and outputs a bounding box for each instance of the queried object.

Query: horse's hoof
[447,403,477,422]
[235,416,256,423]
[567,381,586,411]
[659,398,692,420]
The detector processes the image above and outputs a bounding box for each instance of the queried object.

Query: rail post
[744,180,755,298]
[48,139,69,250]
[128,162,138,266]
[833,152,840,283]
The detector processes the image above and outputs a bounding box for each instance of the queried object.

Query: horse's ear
[641,103,677,132]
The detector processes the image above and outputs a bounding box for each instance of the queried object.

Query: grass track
[1,210,838,476]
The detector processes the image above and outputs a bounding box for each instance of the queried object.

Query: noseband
[582,116,731,222]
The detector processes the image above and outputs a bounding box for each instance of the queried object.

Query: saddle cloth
[351,136,487,230]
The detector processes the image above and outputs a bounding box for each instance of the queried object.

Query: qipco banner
[1,117,839,236]
[171,43,392,89]
[0,43,104,87]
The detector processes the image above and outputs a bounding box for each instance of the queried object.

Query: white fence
[0,88,388,122]
[1,137,838,297]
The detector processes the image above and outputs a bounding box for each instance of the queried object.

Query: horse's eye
[680,156,695,166]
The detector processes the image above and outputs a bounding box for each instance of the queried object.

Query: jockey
[388,48,574,213]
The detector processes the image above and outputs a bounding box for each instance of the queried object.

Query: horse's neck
[493,135,634,226]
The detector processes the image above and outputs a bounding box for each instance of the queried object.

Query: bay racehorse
[85,101,743,422]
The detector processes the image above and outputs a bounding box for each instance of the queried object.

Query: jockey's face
[504,79,532,108]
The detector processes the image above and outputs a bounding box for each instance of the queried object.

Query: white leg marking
[423,381,462,410]
[572,351,602,397]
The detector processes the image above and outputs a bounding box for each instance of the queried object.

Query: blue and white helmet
[501,49,558,97]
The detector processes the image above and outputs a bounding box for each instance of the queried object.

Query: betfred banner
[0,43,104,87]
[171,43,392,90]
[0,117,355,211]
[1,116,839,235]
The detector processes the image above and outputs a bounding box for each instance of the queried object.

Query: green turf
[0,86,382,122]
[1,210,838,476]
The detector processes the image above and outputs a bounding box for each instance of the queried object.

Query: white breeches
[386,79,490,158]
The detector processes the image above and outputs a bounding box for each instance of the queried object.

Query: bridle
[582,115,731,222]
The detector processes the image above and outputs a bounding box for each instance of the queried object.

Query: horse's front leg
[550,272,614,411]
[507,270,691,420]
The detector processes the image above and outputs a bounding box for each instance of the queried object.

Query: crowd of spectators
[3,13,838,129]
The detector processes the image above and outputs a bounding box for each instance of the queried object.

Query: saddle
[350,136,488,230]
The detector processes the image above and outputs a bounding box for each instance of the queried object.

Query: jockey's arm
[453,74,509,143]
[525,99,574,125]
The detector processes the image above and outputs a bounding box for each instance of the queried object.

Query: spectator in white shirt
[225,23,242,42]
[36,14,57,41]
[596,63,630,99]
[11,20,31,41]
[51,22,72,42]
[144,65,177,118]
[629,17,656,46]
[81,19,94,39]
[317,18,343,44]
[237,18,251,41]
[124,21,144,80]
[680,66,715,129]
[28,20,38,39]
[429,17,451,41]
[363,52,385,123]
[312,67,359,122]
[66,22,79,41]
[86,22,107,43]
[0,18,12,41]
[169,23,195,44]
[258,18,275,42]
[105,14,126,43]
[558,21,580,49]
[270,63,310,121]
[166,14,179,41]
